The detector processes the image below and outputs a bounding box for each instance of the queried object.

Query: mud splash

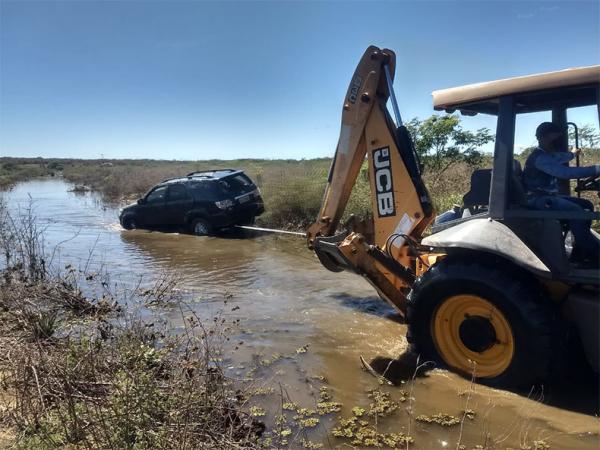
[3,178,598,449]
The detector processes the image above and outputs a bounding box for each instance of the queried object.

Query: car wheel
[191,218,212,236]
[122,216,137,230]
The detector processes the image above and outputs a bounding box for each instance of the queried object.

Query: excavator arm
[307,46,435,315]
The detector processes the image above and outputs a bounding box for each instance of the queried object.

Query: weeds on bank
[0,201,263,449]
[0,198,46,281]
[2,311,262,449]
[0,161,57,190]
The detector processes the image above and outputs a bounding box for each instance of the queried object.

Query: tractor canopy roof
[432,65,599,116]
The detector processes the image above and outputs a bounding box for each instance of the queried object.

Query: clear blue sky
[1,0,598,160]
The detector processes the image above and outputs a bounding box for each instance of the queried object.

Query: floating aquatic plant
[415,413,460,426]
[300,438,324,449]
[352,406,366,417]
[332,416,413,448]
[298,417,320,428]
[250,406,266,417]
[251,386,276,396]
[293,407,317,418]
[318,386,332,401]
[282,402,297,411]
[367,388,404,417]
[316,401,342,415]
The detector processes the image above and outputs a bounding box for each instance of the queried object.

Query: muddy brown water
[3,179,599,449]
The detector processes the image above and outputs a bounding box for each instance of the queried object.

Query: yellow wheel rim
[431,294,515,378]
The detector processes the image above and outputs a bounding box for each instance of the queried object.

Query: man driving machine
[522,122,600,266]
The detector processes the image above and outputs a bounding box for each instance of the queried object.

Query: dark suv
[119,169,264,235]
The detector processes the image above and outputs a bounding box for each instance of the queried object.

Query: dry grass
[0,201,263,449]
[59,157,477,230]
[60,158,335,230]
[3,150,599,232]
[1,308,262,449]
[0,160,57,190]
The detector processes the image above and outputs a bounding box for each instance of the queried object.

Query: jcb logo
[373,147,395,217]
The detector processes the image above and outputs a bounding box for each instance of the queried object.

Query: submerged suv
[119,169,264,235]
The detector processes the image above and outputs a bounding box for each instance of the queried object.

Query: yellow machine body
[306,46,599,384]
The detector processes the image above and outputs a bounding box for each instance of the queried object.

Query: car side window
[167,184,190,202]
[146,186,168,204]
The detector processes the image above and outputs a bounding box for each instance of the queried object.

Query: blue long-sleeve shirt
[523,147,600,195]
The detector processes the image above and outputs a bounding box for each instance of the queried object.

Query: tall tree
[406,114,493,185]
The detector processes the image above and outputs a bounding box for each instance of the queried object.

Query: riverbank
[1,157,476,230]
[0,159,58,190]
[6,152,600,232]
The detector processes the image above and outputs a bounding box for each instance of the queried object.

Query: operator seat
[434,160,527,227]
[462,169,492,216]
[462,160,526,217]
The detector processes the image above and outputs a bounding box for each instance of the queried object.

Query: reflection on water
[2,179,598,449]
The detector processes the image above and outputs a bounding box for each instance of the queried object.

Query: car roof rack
[185,169,238,177]
[159,169,242,184]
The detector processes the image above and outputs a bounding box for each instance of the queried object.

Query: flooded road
[3,178,599,449]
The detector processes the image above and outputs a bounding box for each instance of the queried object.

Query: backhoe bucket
[313,233,352,273]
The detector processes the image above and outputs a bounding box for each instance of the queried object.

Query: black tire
[190,218,212,236]
[122,216,137,230]
[406,258,555,388]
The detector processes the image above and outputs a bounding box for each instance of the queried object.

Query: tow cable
[234,225,306,237]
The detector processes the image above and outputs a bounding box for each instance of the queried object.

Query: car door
[165,183,194,226]
[138,185,168,227]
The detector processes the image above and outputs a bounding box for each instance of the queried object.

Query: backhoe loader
[307,46,600,387]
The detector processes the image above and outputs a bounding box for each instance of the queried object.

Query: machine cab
[426,66,600,282]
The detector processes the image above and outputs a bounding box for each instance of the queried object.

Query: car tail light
[215,199,234,209]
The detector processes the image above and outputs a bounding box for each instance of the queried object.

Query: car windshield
[219,174,254,195]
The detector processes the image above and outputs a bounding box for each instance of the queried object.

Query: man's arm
[535,153,600,179]
[553,152,576,164]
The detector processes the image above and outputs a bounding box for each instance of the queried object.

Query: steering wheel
[575,176,600,196]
